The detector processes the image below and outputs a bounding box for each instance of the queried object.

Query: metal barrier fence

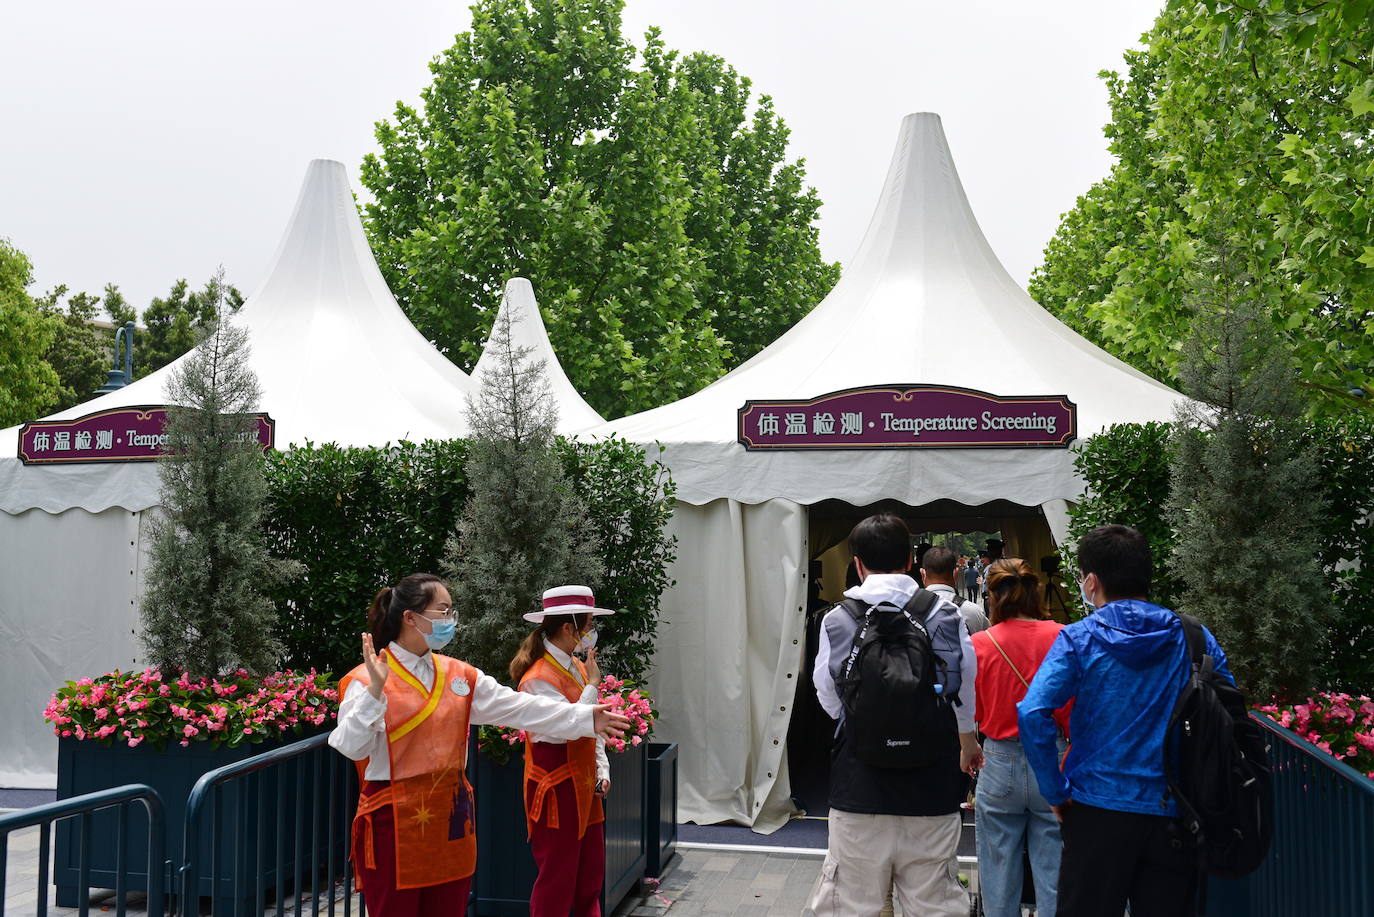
[179,732,363,916]
[1208,711,1374,917]
[0,783,168,917]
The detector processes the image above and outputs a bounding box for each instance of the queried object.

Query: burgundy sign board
[737,385,1076,450]
[18,406,275,465]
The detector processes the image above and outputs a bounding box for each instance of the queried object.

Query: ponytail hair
[509,613,591,683]
[368,573,444,650]
[986,558,1048,625]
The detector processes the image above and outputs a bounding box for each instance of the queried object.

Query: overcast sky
[1,0,1162,312]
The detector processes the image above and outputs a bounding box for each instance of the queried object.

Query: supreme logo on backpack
[836,590,951,769]
[1164,613,1273,879]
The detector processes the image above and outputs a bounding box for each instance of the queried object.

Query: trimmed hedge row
[260,437,675,683]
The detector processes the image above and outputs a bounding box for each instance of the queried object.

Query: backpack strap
[903,588,941,619]
[1177,613,1209,671]
[839,600,876,684]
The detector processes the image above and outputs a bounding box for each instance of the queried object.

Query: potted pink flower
[1253,692,1374,779]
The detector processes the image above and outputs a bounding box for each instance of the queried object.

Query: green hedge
[261,437,676,684]
[262,439,471,677]
[1066,418,1374,693]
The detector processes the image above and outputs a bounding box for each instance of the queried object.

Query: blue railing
[179,732,363,916]
[1208,711,1374,917]
[0,784,167,917]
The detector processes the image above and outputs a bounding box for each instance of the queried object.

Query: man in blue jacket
[1018,524,1234,917]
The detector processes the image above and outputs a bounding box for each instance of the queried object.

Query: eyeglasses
[418,605,456,620]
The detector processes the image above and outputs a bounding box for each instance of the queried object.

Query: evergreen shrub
[1066,418,1374,694]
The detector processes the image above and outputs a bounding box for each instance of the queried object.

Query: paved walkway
[616,847,822,917]
[4,824,977,916]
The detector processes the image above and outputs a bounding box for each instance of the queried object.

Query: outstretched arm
[473,672,629,741]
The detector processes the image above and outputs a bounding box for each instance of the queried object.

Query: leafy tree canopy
[33,285,125,413]
[1029,0,1374,414]
[0,238,60,426]
[136,274,244,380]
[361,0,839,418]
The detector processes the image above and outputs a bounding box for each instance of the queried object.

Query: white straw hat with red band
[523,585,617,623]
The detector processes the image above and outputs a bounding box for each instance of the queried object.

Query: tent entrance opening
[787,498,1065,816]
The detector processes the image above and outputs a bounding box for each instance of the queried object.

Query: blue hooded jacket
[1016,599,1233,816]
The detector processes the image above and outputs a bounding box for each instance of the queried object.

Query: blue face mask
[421,616,456,650]
[1079,578,1094,611]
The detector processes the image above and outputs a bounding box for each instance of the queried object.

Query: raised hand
[592,704,632,742]
[362,633,389,699]
[583,646,602,687]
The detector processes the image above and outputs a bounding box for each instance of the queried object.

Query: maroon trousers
[354,781,472,917]
[527,743,606,917]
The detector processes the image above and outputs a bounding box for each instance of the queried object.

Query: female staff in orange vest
[510,586,615,917]
[329,574,631,917]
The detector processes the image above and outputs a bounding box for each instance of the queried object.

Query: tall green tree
[1165,232,1328,701]
[1030,0,1374,413]
[0,238,60,426]
[361,0,838,418]
[141,283,299,678]
[444,304,602,681]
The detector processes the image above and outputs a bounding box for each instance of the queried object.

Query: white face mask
[574,627,598,654]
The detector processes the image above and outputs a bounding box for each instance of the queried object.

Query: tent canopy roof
[587,113,1182,507]
[2,159,473,513]
[472,278,604,433]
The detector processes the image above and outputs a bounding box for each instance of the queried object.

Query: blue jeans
[975,736,1063,917]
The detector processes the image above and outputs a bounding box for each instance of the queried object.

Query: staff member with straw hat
[510,585,617,917]
[330,574,631,917]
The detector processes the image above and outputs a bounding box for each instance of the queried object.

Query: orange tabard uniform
[339,652,478,889]
[519,655,604,839]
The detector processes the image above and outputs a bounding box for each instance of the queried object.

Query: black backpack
[1164,613,1273,879]
[836,590,949,769]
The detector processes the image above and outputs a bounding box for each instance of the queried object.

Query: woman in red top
[972,559,1071,917]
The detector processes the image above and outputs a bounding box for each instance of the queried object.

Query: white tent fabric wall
[0,508,152,786]
[649,499,806,832]
[0,159,476,786]
[472,278,605,434]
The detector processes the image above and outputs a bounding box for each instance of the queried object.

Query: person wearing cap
[329,574,632,917]
[509,585,616,917]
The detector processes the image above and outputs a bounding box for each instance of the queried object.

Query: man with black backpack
[1017,524,1259,917]
[807,514,981,917]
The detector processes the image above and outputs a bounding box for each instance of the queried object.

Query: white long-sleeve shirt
[328,642,595,781]
[519,638,609,782]
[813,573,978,733]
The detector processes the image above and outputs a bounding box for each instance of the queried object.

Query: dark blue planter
[471,734,647,917]
[644,743,678,878]
[54,731,330,909]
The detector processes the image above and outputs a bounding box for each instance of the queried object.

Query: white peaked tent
[0,159,473,786]
[473,278,605,433]
[587,113,1182,830]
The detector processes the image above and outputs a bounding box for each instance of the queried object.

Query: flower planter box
[54,732,334,910]
[644,742,679,878]
[471,733,648,916]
